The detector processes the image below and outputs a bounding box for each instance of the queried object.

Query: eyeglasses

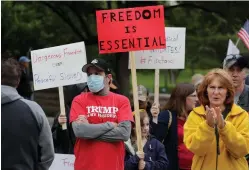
[208,86,226,93]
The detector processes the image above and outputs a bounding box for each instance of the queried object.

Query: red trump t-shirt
[70,92,133,170]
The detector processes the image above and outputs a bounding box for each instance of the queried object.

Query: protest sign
[49,154,75,170]
[130,27,186,69]
[96,5,166,53]
[31,42,87,91]
[96,5,166,154]
[31,41,87,129]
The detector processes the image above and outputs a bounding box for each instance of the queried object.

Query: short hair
[1,58,22,87]
[191,73,204,88]
[198,68,234,106]
[164,83,195,117]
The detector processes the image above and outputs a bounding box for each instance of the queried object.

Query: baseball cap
[138,85,148,102]
[223,54,248,69]
[82,58,111,74]
[19,56,30,63]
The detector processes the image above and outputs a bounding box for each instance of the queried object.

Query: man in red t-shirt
[70,58,134,170]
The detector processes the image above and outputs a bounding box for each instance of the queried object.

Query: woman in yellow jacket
[184,69,249,170]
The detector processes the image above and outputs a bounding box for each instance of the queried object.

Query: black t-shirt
[17,70,32,98]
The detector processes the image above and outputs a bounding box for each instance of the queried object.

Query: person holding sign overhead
[70,58,134,170]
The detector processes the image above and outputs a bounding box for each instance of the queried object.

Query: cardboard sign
[129,27,186,69]
[96,5,166,54]
[49,154,75,170]
[31,42,87,91]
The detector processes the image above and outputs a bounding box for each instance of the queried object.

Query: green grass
[131,69,210,93]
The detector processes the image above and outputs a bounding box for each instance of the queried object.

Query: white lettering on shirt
[86,106,119,119]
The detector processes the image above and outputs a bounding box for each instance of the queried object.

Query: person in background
[152,83,198,170]
[191,73,204,89]
[245,75,249,85]
[2,58,54,170]
[110,79,121,94]
[125,110,168,170]
[184,69,249,170]
[223,53,249,111]
[191,74,204,106]
[132,85,160,125]
[51,83,89,154]
[16,56,33,100]
[70,58,134,170]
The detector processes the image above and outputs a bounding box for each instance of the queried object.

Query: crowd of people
[1,53,249,170]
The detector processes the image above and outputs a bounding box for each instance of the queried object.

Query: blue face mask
[87,75,105,93]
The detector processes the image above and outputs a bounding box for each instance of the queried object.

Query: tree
[2,1,249,95]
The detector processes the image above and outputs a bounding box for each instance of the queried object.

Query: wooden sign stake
[59,86,67,130]
[130,51,143,154]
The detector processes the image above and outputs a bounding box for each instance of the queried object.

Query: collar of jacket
[192,104,245,117]
[239,85,249,100]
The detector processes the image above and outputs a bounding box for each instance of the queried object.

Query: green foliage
[1,1,248,95]
[1,1,79,56]
[133,69,210,93]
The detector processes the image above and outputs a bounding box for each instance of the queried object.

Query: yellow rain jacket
[184,104,249,170]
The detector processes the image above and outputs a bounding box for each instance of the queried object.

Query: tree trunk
[115,52,130,97]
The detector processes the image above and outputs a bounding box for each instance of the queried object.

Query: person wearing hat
[110,79,121,94]
[16,56,32,100]
[131,85,160,125]
[69,58,134,170]
[245,69,249,86]
[51,82,89,154]
[223,53,249,112]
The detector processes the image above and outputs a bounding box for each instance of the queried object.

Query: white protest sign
[129,27,186,69]
[31,42,87,91]
[49,154,75,170]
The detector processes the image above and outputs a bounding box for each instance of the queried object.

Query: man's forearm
[72,122,114,139]
[96,121,131,142]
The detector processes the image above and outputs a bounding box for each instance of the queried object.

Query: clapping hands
[205,106,225,129]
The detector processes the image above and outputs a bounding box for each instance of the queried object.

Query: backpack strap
[167,110,172,129]
[162,110,172,143]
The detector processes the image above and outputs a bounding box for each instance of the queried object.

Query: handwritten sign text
[49,154,75,170]
[130,27,186,69]
[31,42,87,90]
